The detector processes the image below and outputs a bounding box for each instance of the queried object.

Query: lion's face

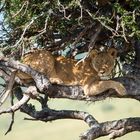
[90,48,117,77]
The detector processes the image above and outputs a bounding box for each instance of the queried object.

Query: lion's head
[90,48,117,77]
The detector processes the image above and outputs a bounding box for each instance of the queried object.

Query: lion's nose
[99,69,105,75]
[99,65,108,75]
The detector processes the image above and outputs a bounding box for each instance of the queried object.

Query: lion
[17,48,126,96]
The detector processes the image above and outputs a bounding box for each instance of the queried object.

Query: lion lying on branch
[17,48,126,96]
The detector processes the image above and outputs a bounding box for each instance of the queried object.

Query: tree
[0,0,140,139]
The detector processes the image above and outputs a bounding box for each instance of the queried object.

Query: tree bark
[134,40,140,67]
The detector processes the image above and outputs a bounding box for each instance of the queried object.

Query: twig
[85,9,119,37]
[5,112,14,135]
[76,23,102,65]
[115,15,120,32]
[0,70,17,106]
[13,13,44,47]
[72,24,93,47]
[31,9,53,40]
[22,1,29,16]
[121,20,129,43]
[57,0,71,20]
[12,1,29,18]
[76,0,83,22]
[13,20,34,47]
[5,93,15,135]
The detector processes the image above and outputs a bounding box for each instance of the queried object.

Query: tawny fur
[17,49,126,96]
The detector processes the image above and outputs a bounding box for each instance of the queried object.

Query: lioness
[17,48,126,96]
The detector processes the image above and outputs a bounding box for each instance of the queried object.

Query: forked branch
[0,58,140,140]
[0,86,39,115]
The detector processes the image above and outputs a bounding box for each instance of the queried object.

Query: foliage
[0,0,139,60]
[0,1,140,139]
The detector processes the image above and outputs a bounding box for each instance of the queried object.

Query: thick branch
[0,59,51,93]
[13,87,140,140]
[13,86,100,129]
[81,117,140,140]
[0,58,140,102]
[48,75,140,101]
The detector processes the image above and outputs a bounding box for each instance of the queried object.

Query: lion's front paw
[50,78,63,84]
[115,83,127,96]
[83,85,98,96]
[83,85,91,96]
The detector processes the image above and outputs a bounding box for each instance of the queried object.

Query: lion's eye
[96,61,100,65]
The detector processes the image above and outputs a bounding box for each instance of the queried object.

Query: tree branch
[0,58,140,140]
[13,86,140,140]
[0,70,16,106]
[0,58,140,102]
[88,23,102,51]
[0,58,51,92]
[134,40,140,67]
[13,86,101,132]
[80,117,140,140]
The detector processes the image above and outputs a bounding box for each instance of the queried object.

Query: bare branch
[0,70,16,106]
[13,86,100,130]
[80,117,140,140]
[5,112,15,135]
[5,93,15,135]
[0,93,30,115]
[0,85,39,115]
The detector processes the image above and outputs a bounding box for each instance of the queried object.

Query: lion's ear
[89,50,98,58]
[108,48,117,59]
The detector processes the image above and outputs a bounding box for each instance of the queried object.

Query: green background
[0,98,140,140]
